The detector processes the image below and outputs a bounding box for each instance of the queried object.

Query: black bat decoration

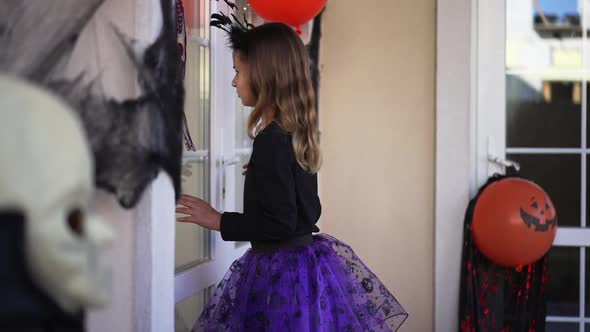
[0,0,185,209]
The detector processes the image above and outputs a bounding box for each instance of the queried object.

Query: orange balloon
[472,178,557,267]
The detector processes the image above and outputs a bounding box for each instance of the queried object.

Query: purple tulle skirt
[192,234,408,332]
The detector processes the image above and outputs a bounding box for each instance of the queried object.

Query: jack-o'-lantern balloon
[471,177,557,267]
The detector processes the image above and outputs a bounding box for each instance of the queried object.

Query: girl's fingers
[177,216,196,223]
[176,201,193,209]
[179,197,200,207]
[180,194,201,202]
[242,163,248,169]
[178,197,191,205]
[175,207,191,214]
[179,195,198,203]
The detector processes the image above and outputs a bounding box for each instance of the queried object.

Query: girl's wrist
[210,211,222,231]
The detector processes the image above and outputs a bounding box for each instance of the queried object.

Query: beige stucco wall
[319,1,435,330]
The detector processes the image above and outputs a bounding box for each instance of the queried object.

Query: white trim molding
[435,0,476,331]
[132,1,175,331]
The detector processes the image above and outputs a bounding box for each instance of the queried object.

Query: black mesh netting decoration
[459,172,550,332]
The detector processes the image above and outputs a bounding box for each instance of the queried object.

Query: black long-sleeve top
[220,121,321,242]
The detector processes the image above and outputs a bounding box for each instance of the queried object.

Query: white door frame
[435,0,526,330]
[173,0,248,314]
[435,0,509,329]
[435,0,476,330]
[131,0,175,331]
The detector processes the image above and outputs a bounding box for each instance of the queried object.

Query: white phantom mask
[0,75,115,314]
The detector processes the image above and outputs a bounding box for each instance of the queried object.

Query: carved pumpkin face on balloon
[520,196,557,232]
[472,178,558,267]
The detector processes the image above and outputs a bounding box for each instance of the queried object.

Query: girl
[176,21,407,332]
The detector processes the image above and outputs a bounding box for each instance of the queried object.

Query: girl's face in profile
[231,51,256,107]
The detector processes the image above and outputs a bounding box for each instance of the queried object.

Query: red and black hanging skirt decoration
[459,171,553,332]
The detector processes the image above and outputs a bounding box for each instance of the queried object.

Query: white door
[479,1,590,330]
[173,1,252,331]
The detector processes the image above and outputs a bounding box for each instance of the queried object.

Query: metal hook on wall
[486,136,521,174]
[488,154,521,172]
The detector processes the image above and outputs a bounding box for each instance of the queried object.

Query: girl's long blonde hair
[237,23,321,174]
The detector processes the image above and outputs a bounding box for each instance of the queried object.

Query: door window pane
[545,322,579,332]
[231,1,254,216]
[185,0,210,39]
[584,156,590,227]
[232,101,253,214]
[506,154,580,227]
[176,161,210,271]
[176,0,211,272]
[184,42,211,152]
[174,286,214,332]
[586,247,590,316]
[547,247,580,316]
[507,1,582,69]
[507,74,581,148]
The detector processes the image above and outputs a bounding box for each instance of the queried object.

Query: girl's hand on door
[242,163,249,176]
[176,194,221,231]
